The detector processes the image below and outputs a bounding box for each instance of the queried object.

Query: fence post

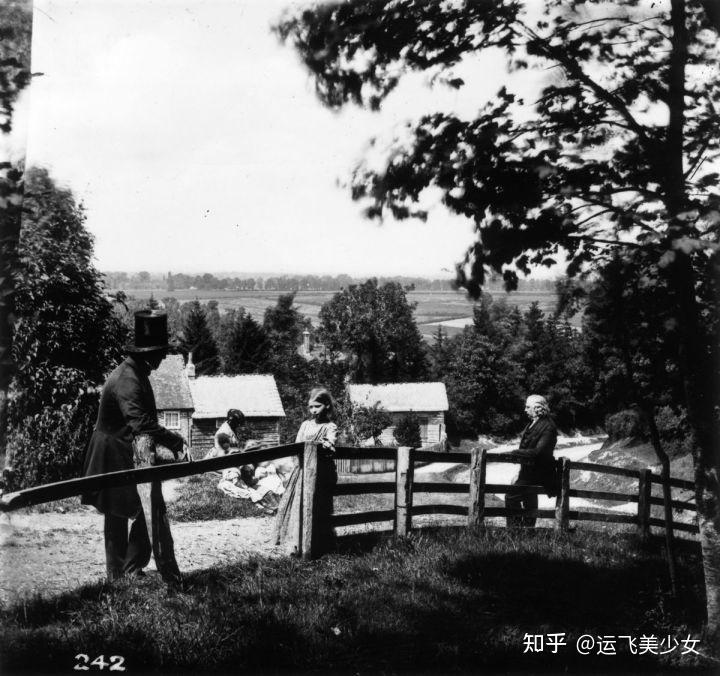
[555,458,570,531]
[395,446,414,537]
[468,448,486,529]
[637,468,652,541]
[301,441,318,560]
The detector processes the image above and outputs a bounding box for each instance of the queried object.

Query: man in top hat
[81,310,185,583]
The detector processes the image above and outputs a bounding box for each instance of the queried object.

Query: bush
[394,413,422,448]
[604,409,646,442]
[348,403,392,445]
[6,393,98,490]
[654,405,695,457]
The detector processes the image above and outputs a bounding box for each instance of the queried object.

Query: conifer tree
[181,300,219,375]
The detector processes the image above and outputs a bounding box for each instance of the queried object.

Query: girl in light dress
[273,387,338,555]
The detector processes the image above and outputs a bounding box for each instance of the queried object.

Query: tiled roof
[150,354,194,410]
[347,382,449,413]
[189,374,286,419]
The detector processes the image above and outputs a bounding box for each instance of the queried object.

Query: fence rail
[0,443,697,560]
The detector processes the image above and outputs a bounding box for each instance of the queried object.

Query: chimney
[186,351,196,379]
[302,329,311,356]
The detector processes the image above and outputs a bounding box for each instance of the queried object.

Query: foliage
[444,326,524,438]
[5,396,98,488]
[0,529,708,673]
[275,3,720,633]
[180,300,219,375]
[263,292,305,352]
[393,413,421,448]
[346,403,393,445]
[157,271,463,292]
[576,254,686,411]
[0,0,32,134]
[276,0,719,289]
[319,278,428,384]
[604,409,646,444]
[441,292,602,438]
[219,309,271,375]
[654,405,696,458]
[0,0,35,457]
[7,168,128,488]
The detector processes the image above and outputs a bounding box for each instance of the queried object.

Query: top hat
[125,310,171,353]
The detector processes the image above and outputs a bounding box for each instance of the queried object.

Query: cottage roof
[347,382,449,413]
[189,374,286,419]
[149,354,194,410]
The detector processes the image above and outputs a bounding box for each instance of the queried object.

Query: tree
[205,299,221,345]
[263,292,304,354]
[319,279,428,383]
[220,310,271,375]
[428,325,450,380]
[349,403,393,445]
[5,167,128,487]
[181,301,219,375]
[276,1,720,638]
[394,413,422,448]
[519,303,594,429]
[443,328,525,438]
[0,0,33,458]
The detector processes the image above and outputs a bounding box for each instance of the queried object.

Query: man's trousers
[104,481,181,583]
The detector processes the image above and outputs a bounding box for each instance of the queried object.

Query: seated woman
[204,409,245,459]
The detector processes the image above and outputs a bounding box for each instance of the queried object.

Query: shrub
[654,405,695,457]
[349,403,392,445]
[394,413,422,448]
[604,409,646,442]
[6,392,99,490]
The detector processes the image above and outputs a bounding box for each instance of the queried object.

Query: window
[164,411,180,429]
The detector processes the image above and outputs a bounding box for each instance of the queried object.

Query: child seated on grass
[215,433,284,514]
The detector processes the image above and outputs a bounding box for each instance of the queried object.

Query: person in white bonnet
[504,394,558,529]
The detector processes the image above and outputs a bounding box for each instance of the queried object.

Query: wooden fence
[0,443,697,560]
[329,446,698,551]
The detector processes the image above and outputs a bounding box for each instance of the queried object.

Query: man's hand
[177,439,192,462]
[168,433,185,456]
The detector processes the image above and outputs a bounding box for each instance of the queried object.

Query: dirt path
[0,508,279,606]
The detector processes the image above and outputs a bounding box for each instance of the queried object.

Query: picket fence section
[0,442,697,560]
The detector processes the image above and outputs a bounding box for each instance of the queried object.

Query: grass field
[0,527,709,673]
[120,287,566,340]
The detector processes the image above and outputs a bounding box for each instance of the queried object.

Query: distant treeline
[103,270,557,293]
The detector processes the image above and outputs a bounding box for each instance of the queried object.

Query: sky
[13,0,548,278]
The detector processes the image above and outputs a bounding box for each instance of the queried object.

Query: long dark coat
[81,356,183,519]
[509,416,558,495]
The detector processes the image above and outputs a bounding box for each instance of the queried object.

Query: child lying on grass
[215,434,284,514]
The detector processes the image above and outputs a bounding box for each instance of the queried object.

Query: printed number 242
[74,655,125,671]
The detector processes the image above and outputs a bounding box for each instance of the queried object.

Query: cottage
[149,354,194,447]
[347,382,449,448]
[188,372,286,457]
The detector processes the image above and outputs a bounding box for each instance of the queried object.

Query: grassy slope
[168,473,265,521]
[0,527,711,674]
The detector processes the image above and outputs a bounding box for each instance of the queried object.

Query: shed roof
[347,382,449,413]
[189,374,286,419]
[149,354,194,411]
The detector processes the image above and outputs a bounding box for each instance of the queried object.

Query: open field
[118,287,568,339]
